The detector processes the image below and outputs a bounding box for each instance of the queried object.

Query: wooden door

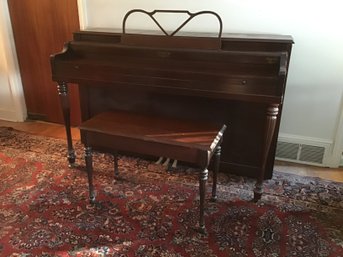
[8,0,81,125]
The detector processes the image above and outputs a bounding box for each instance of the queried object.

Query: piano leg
[199,167,209,234]
[254,104,279,202]
[57,82,76,167]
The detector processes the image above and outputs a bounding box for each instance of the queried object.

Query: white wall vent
[276,141,298,160]
[298,145,325,164]
[275,137,329,166]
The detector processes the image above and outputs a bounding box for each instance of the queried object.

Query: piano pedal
[167,159,178,172]
[171,159,178,168]
[155,156,164,164]
[162,157,170,166]
[155,157,178,172]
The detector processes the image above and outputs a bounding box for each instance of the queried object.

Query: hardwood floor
[274,160,343,182]
[0,119,80,140]
[1,119,343,182]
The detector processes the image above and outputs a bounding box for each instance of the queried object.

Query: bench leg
[85,146,96,203]
[199,168,208,234]
[113,152,119,176]
[211,146,221,202]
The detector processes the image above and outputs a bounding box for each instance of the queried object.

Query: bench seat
[80,110,226,233]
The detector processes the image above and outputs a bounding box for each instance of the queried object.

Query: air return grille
[299,145,325,163]
[276,142,298,160]
[276,141,325,164]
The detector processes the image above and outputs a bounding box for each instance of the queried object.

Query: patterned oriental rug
[0,127,342,257]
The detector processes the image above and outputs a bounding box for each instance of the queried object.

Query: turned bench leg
[85,146,96,203]
[211,146,221,202]
[199,144,222,233]
[199,168,209,234]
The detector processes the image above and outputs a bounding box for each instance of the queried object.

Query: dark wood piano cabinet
[51,29,293,199]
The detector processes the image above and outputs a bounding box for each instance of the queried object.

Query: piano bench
[79,110,227,233]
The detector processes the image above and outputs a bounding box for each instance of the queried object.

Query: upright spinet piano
[50,10,293,199]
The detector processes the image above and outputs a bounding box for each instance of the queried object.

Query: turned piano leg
[254,104,279,202]
[57,82,76,167]
[199,167,209,234]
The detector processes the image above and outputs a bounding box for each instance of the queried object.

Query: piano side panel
[79,84,275,178]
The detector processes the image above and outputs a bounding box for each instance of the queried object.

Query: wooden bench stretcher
[79,110,226,233]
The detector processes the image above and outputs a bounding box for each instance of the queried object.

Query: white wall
[0,0,26,121]
[82,0,343,166]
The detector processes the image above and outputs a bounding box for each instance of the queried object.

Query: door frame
[329,91,343,167]
[0,0,26,121]
[77,0,88,29]
[1,0,87,122]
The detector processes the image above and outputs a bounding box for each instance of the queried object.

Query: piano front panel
[52,30,293,179]
[78,85,271,178]
[53,43,286,104]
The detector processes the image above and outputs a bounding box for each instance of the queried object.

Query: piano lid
[51,9,293,104]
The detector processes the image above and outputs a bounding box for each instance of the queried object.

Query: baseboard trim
[27,112,47,121]
[0,108,20,122]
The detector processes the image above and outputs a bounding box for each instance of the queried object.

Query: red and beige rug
[0,127,342,256]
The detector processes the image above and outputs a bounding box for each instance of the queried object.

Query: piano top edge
[74,28,294,43]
